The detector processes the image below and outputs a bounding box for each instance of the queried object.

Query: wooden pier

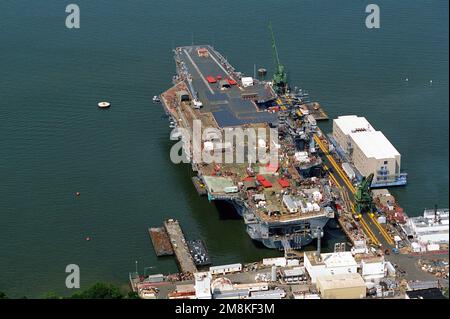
[164,219,198,274]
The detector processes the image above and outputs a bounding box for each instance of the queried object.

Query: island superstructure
[160,45,333,250]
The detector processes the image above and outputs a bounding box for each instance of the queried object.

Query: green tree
[43,291,62,299]
[70,283,124,299]
[127,291,140,299]
[0,292,8,299]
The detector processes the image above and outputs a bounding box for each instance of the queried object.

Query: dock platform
[307,103,328,121]
[164,219,198,274]
[192,176,207,196]
[149,227,174,256]
[187,239,212,267]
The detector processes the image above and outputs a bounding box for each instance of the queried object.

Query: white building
[332,115,401,184]
[304,251,358,284]
[194,272,212,299]
[333,115,374,153]
[406,208,449,244]
[241,77,254,87]
[360,256,387,282]
[350,131,401,183]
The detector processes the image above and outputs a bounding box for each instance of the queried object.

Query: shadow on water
[213,200,242,220]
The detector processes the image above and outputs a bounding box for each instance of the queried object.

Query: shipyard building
[316,273,366,299]
[304,251,358,284]
[332,115,404,186]
[404,208,449,249]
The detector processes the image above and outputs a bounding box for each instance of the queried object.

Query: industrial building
[360,256,387,282]
[304,251,358,284]
[194,272,212,299]
[404,208,449,245]
[280,267,307,283]
[316,273,366,299]
[332,115,405,186]
[333,115,374,154]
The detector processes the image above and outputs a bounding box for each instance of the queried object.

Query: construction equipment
[268,22,288,95]
[354,173,374,214]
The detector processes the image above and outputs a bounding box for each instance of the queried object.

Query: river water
[0,0,448,297]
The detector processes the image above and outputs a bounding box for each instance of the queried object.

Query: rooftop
[305,251,358,268]
[202,176,235,194]
[317,273,365,290]
[282,267,305,277]
[350,130,400,159]
[334,115,374,135]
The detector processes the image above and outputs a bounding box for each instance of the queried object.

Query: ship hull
[222,198,330,250]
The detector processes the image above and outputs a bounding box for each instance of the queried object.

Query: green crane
[268,22,288,95]
[354,173,374,214]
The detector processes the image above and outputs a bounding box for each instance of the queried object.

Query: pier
[164,219,198,274]
[191,176,207,196]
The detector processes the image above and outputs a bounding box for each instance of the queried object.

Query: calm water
[0,1,448,298]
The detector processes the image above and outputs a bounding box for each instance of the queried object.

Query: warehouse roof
[317,273,365,290]
[334,115,374,135]
[350,130,400,159]
[282,267,305,277]
[322,251,358,268]
[305,251,358,268]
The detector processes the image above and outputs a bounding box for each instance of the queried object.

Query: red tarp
[206,76,217,83]
[260,179,272,188]
[243,176,254,182]
[256,174,266,181]
[268,106,280,113]
[277,178,290,188]
[227,78,237,85]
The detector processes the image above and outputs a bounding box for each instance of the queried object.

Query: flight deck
[175,45,277,128]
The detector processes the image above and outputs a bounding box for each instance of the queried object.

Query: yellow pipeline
[352,207,380,246]
[361,218,381,246]
[314,135,356,193]
[323,165,340,189]
[329,172,342,189]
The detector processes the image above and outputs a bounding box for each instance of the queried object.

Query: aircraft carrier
[160,44,334,250]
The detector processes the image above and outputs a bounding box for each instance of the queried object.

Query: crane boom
[267,22,288,95]
[268,22,281,67]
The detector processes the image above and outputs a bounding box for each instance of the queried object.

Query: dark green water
[0,1,448,298]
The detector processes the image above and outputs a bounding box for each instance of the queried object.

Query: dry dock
[164,219,198,274]
[149,227,174,256]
